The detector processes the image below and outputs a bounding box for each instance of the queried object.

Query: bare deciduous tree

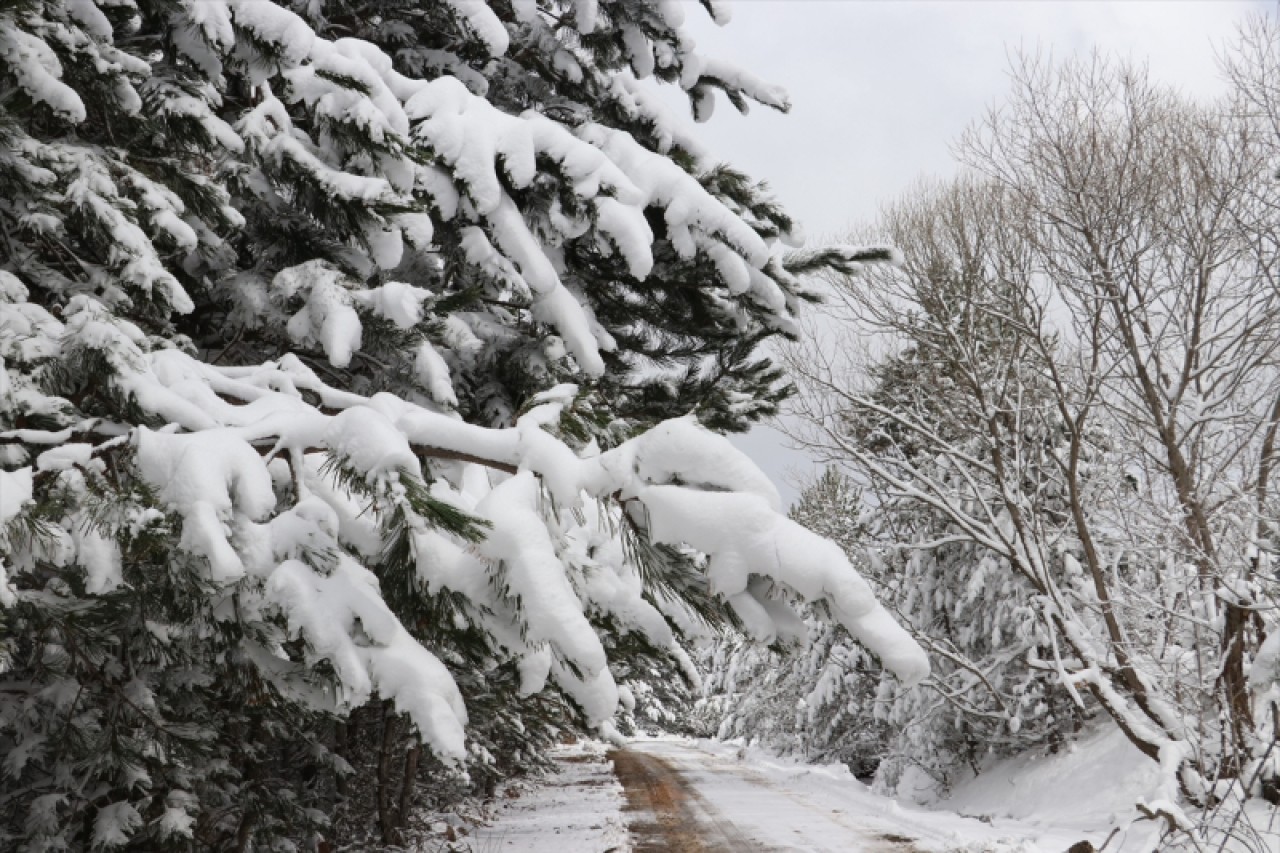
[785,49,1280,847]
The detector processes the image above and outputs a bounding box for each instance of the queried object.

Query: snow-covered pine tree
[825,244,1089,791]
[0,0,927,848]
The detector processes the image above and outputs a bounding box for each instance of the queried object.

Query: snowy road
[620,739,1053,853]
[615,741,916,851]
[610,746,770,851]
[473,738,1100,852]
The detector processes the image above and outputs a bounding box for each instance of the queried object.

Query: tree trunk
[397,742,423,831]
[333,718,349,798]
[377,701,400,845]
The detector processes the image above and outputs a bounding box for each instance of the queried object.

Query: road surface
[474,738,1087,852]
[615,740,938,852]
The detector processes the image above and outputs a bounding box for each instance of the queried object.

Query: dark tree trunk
[397,741,423,831]
[377,701,400,845]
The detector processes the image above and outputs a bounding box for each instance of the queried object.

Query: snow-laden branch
[2,297,928,757]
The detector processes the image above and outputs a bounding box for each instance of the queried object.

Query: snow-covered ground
[628,738,1077,852]
[471,734,1280,852]
[938,725,1280,852]
[468,741,629,852]
[472,737,1110,852]
[935,725,1164,850]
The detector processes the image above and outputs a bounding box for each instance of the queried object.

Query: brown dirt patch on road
[608,749,768,853]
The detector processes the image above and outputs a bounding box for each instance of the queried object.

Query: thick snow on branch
[475,472,613,713]
[439,0,509,57]
[0,0,922,779]
[214,20,802,376]
[577,123,769,266]
[639,485,927,683]
[267,552,468,761]
[3,281,928,738]
[0,25,86,122]
[123,347,929,701]
[133,427,275,582]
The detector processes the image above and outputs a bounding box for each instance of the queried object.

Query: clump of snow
[323,406,419,484]
[406,76,638,220]
[354,281,427,330]
[414,342,457,406]
[132,428,275,582]
[266,552,468,761]
[577,123,767,267]
[441,0,509,57]
[695,58,792,114]
[0,26,87,122]
[569,526,674,652]
[274,261,364,368]
[476,473,615,723]
[35,443,94,472]
[0,467,34,526]
[93,802,143,849]
[75,523,125,595]
[628,416,781,510]
[639,485,929,685]
[228,0,315,79]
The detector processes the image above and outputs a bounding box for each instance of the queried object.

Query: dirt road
[612,741,923,852]
[609,747,771,851]
[475,739,1062,852]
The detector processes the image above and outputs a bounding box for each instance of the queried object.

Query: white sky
[682,0,1269,504]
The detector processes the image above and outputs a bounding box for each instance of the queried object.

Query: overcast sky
[683,0,1269,504]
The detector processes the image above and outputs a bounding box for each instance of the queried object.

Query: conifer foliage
[0,0,926,847]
